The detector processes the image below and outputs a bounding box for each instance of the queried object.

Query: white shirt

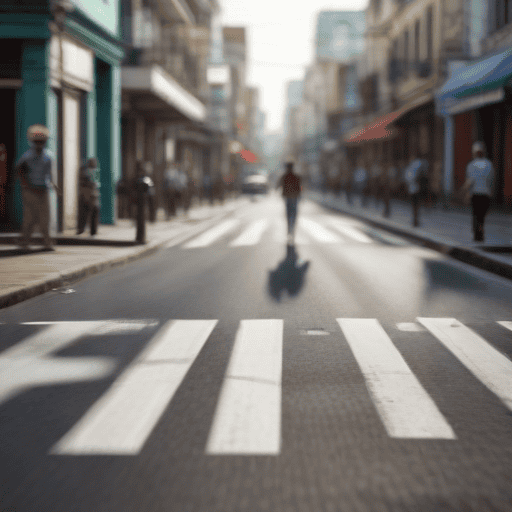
[466,158,494,196]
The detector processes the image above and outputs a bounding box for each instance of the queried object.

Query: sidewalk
[308,190,512,281]
[0,197,245,310]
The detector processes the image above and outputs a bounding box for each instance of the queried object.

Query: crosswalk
[1,317,512,456]
[169,215,383,250]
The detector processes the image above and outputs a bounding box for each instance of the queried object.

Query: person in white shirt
[465,141,494,242]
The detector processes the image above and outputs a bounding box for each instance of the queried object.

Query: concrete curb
[312,194,512,282]
[0,207,235,310]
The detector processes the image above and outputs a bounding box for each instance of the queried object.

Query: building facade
[343,0,470,203]
[119,0,218,215]
[0,0,124,232]
[436,0,512,206]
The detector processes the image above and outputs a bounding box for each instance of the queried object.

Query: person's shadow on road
[267,243,310,301]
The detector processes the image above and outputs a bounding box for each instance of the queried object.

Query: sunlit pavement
[1,194,512,512]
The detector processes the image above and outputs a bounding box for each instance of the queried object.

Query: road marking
[51,319,217,455]
[497,321,512,333]
[0,322,115,407]
[206,319,283,455]
[327,219,373,243]
[300,218,341,243]
[273,219,309,245]
[337,318,456,439]
[419,318,512,411]
[182,219,240,248]
[23,320,157,334]
[230,219,269,246]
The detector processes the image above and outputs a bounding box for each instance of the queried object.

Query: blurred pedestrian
[163,162,180,218]
[213,174,224,204]
[203,173,213,204]
[143,162,156,222]
[405,158,428,227]
[77,157,100,235]
[353,166,368,207]
[464,141,494,242]
[279,162,302,243]
[15,124,59,251]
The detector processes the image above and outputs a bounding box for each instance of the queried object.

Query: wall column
[15,39,52,226]
[96,59,121,224]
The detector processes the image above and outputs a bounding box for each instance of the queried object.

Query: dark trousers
[285,197,298,234]
[78,199,99,235]
[471,194,490,242]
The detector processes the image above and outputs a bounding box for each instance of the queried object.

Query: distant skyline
[219,0,370,133]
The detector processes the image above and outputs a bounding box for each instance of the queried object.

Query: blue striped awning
[435,48,512,115]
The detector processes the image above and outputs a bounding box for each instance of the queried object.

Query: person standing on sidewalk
[279,162,302,243]
[15,124,59,251]
[465,141,494,242]
[77,157,100,235]
[405,158,428,227]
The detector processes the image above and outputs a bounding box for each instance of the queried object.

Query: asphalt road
[1,194,512,512]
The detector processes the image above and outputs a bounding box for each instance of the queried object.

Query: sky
[219,0,370,134]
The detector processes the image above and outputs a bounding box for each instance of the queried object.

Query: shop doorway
[0,89,17,231]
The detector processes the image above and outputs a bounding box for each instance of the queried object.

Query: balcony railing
[129,44,201,97]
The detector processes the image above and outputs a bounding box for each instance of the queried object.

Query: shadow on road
[267,243,310,301]
[423,259,488,292]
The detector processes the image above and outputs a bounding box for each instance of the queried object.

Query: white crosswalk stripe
[229,219,269,247]
[337,318,455,439]
[182,219,241,248]
[273,218,310,245]
[2,317,512,456]
[326,218,374,243]
[51,320,217,455]
[418,318,512,411]
[206,319,283,455]
[299,218,342,243]
[174,215,378,249]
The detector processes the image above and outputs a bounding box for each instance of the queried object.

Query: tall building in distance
[315,11,365,63]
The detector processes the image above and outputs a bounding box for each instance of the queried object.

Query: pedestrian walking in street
[15,124,59,251]
[464,141,494,242]
[279,162,302,243]
[77,157,100,235]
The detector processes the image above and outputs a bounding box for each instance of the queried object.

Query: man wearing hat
[465,141,494,242]
[15,124,59,250]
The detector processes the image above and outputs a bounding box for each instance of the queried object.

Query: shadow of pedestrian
[267,243,310,301]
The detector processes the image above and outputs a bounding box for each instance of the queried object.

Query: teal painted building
[0,0,124,232]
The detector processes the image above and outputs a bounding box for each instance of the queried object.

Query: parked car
[241,174,269,195]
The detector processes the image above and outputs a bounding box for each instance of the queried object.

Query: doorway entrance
[0,89,17,231]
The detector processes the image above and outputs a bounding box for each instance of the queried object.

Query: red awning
[344,110,402,144]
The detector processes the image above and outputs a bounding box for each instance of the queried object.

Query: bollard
[136,177,149,244]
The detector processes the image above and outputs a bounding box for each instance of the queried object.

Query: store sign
[50,36,94,92]
[72,0,119,36]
